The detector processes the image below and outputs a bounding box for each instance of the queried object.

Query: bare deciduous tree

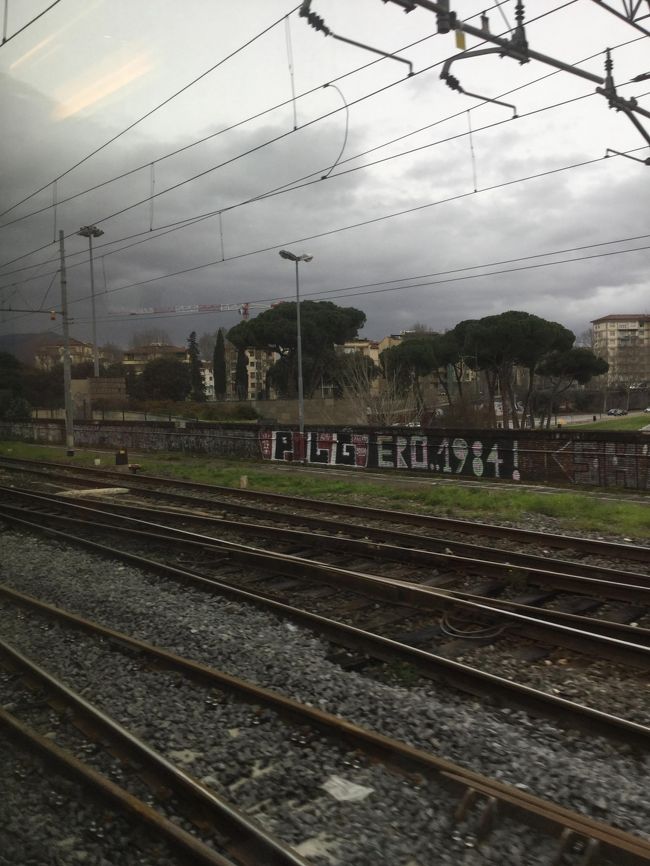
[336,353,418,426]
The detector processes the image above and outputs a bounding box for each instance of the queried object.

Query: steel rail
[1,496,649,664]
[36,487,650,604]
[1,455,647,561]
[0,708,239,866]
[2,587,649,865]
[3,484,650,604]
[0,639,310,866]
[4,483,650,638]
[49,486,650,588]
[1,498,649,663]
[2,512,649,749]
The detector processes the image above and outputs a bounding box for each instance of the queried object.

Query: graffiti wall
[1,421,647,489]
[259,430,520,481]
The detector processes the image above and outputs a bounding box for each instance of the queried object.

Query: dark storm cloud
[1,3,649,355]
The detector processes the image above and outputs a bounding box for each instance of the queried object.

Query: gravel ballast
[1,528,648,866]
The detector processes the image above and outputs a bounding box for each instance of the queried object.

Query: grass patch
[1,439,649,540]
[572,415,650,431]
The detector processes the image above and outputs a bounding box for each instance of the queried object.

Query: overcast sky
[0,0,648,353]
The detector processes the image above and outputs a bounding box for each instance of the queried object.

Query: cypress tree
[187,331,206,402]
[235,347,248,400]
[213,328,227,399]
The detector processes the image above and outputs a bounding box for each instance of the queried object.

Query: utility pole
[58,230,74,456]
[77,224,104,376]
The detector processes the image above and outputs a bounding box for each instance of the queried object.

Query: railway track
[1,484,648,662]
[1,498,648,748]
[2,587,650,866]
[1,455,648,564]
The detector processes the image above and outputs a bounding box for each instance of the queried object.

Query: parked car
[607,408,627,416]
[644,407,650,413]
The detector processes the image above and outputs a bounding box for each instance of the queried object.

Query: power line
[54,146,650,312]
[1,2,635,274]
[0,0,520,231]
[0,4,301,220]
[0,31,442,231]
[64,237,650,327]
[2,70,646,295]
[1,0,63,47]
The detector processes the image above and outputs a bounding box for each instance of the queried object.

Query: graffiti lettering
[262,431,518,480]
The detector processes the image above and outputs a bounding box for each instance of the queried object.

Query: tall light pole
[58,230,74,456]
[279,249,313,460]
[77,224,104,377]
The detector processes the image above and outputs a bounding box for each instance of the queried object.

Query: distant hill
[0,331,62,366]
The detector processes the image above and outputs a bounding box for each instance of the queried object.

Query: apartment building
[34,337,95,370]
[591,314,650,385]
[122,342,189,375]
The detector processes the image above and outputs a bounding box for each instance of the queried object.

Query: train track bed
[0,737,183,866]
[0,485,648,725]
[1,530,649,863]
[1,456,648,575]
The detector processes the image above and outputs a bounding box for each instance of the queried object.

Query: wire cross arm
[300,0,414,76]
[441,49,519,116]
[605,147,650,165]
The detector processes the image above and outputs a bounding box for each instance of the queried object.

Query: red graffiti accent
[353,434,369,467]
[259,430,274,459]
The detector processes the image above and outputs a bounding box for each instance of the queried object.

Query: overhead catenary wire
[0,0,590,257]
[2,73,647,295]
[1,0,62,47]
[6,225,650,318]
[0,5,302,220]
[2,4,648,328]
[0,26,445,232]
[19,144,649,321]
[63,238,650,328]
[0,0,534,236]
[3,12,644,280]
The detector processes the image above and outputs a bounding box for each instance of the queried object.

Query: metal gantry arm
[379,0,650,161]
[590,0,650,37]
[299,0,414,77]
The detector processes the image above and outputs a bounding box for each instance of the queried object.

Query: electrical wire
[4,47,647,292]
[3,102,647,300]
[439,613,508,640]
[0,5,301,220]
[0,27,444,232]
[5,58,645,299]
[0,0,589,261]
[2,1,646,321]
[62,237,650,327]
[1,0,62,48]
[3,0,519,229]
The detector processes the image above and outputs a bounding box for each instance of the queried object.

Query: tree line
[0,305,608,429]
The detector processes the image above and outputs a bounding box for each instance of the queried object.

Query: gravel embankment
[0,724,181,866]
[1,528,648,866]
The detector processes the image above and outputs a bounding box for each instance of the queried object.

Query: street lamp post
[77,224,104,377]
[279,249,313,460]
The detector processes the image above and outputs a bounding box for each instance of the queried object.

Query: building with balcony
[34,337,95,370]
[591,314,650,385]
[122,343,189,376]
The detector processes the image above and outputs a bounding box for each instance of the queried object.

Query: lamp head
[78,225,104,238]
[279,249,313,263]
